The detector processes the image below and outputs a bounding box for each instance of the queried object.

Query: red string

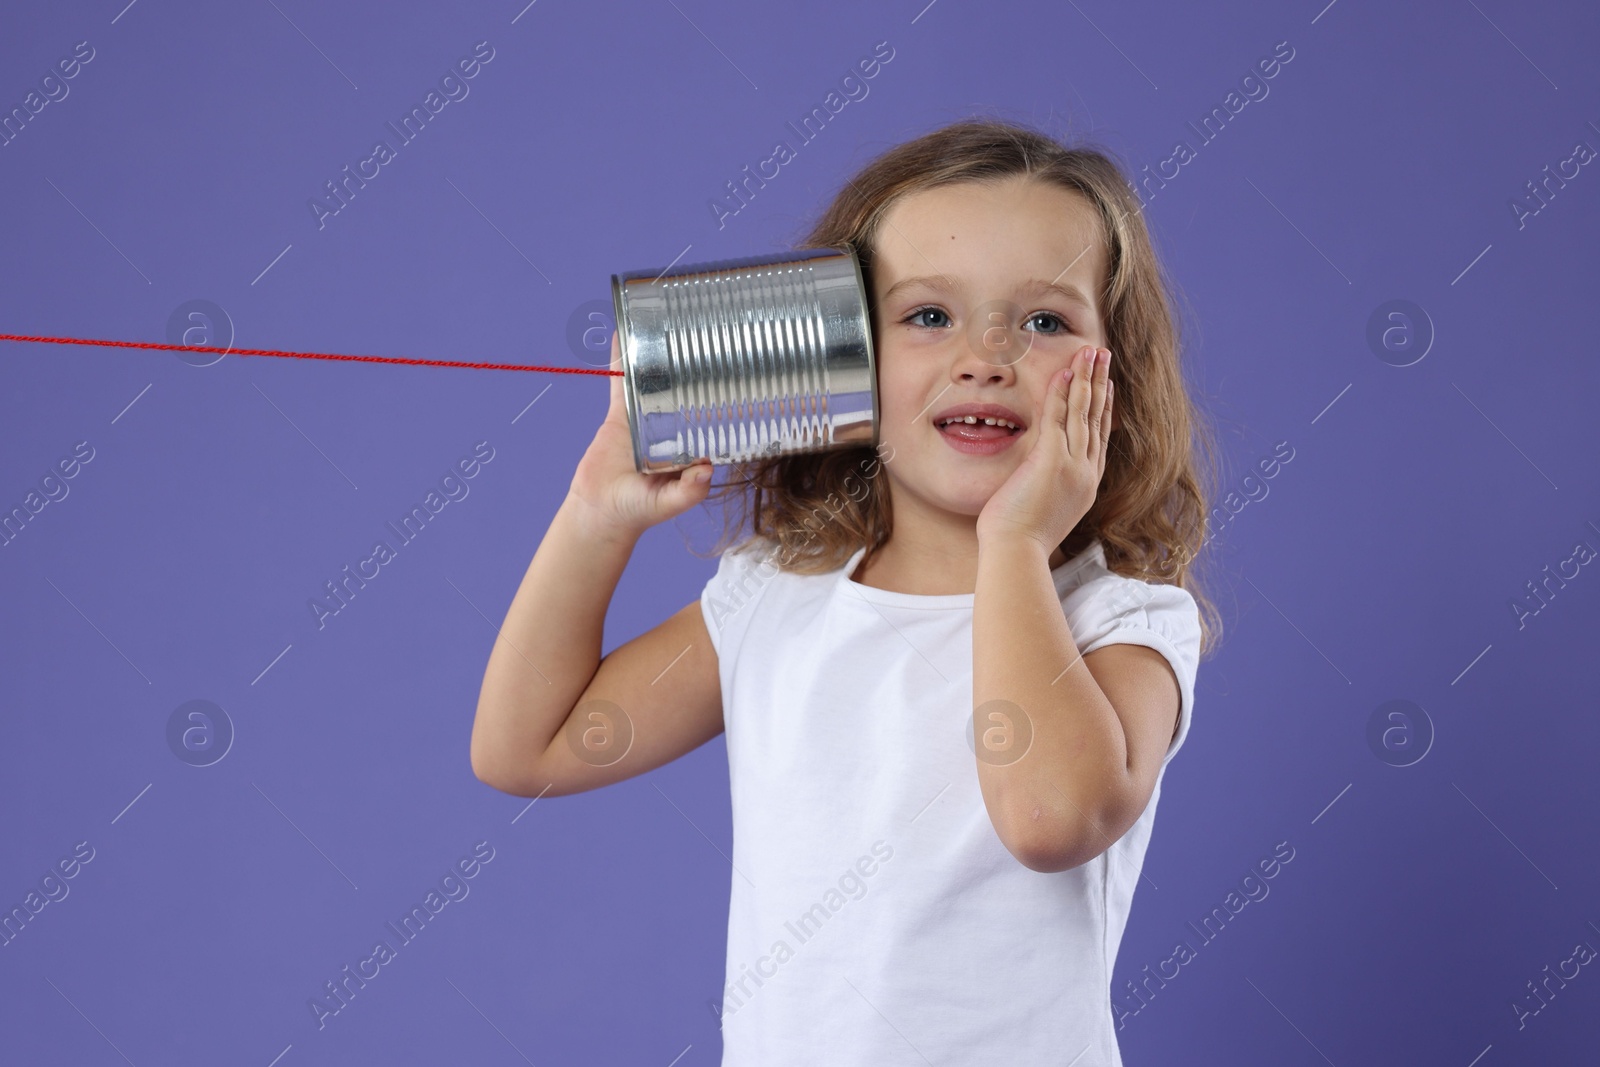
[0,332,624,376]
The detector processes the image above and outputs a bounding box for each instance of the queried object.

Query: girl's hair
[697,117,1222,656]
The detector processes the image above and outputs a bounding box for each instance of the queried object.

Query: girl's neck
[852,528,1069,595]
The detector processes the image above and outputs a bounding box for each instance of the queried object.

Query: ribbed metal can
[610,247,879,473]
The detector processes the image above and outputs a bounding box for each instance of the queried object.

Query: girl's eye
[1025,311,1071,335]
[903,305,952,329]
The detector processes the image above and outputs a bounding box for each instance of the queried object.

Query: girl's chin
[881,450,1013,505]
[919,478,1008,516]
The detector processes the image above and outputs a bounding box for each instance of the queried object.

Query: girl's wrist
[559,491,642,552]
[978,526,1054,565]
[972,531,1062,575]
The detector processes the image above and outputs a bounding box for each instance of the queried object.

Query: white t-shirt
[700,536,1203,1067]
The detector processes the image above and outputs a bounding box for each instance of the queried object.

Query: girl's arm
[971,347,1181,874]
[470,332,724,797]
[971,535,1181,873]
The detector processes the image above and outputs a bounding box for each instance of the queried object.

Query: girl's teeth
[941,416,1018,429]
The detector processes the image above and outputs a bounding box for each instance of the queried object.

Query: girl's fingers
[1043,363,1074,442]
[1066,346,1095,458]
[640,459,712,524]
[1087,349,1110,463]
[1099,379,1114,469]
[665,460,713,508]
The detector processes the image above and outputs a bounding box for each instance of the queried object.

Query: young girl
[471,119,1219,1066]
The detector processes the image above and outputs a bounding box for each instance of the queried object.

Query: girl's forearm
[469,493,638,786]
[972,534,1129,871]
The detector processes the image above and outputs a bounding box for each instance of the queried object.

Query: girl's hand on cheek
[975,345,1113,557]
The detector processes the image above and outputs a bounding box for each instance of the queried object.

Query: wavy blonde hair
[694,118,1223,656]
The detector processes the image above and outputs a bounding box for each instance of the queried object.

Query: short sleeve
[699,538,781,662]
[1065,574,1203,767]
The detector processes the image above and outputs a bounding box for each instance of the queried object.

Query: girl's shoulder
[699,535,788,656]
[1061,544,1206,767]
[713,533,785,577]
[1060,543,1202,660]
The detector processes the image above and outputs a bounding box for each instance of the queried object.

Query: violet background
[3,1,1598,1064]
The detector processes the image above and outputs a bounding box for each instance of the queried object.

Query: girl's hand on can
[567,329,714,543]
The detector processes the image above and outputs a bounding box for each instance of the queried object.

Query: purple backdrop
[3,1,1598,1063]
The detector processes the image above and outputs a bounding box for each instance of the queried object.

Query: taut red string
[0,332,624,376]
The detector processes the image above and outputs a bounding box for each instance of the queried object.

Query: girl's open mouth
[935,416,1023,455]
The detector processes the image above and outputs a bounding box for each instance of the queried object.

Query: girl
[471,119,1220,1066]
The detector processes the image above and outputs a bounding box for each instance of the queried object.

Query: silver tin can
[611,247,878,473]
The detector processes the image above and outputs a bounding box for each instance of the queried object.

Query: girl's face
[869,175,1110,526]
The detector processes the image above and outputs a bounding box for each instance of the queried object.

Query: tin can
[611,247,878,473]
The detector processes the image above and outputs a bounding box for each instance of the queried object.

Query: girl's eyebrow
[881,273,1094,313]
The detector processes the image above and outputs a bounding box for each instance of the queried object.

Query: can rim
[609,273,647,474]
[843,245,881,454]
